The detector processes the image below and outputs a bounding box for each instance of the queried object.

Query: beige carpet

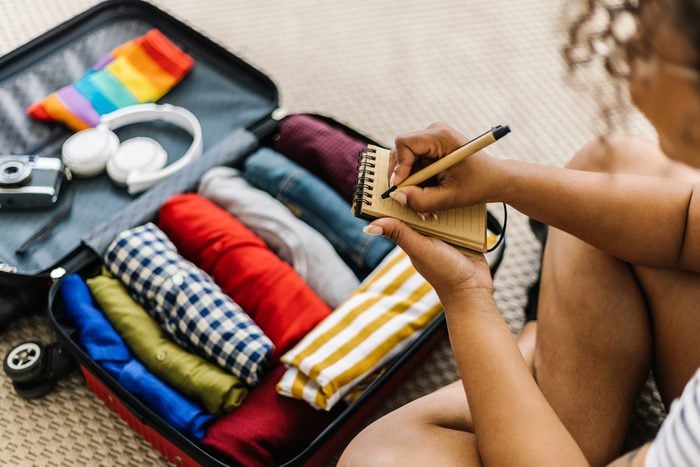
[0,0,661,465]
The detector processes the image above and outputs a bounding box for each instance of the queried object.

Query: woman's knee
[339,382,473,466]
[338,419,407,467]
[566,134,664,175]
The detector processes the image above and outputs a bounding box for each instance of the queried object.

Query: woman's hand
[389,122,505,213]
[364,217,493,305]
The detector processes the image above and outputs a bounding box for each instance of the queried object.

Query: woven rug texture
[0,0,664,465]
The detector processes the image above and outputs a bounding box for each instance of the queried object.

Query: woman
[339,0,700,465]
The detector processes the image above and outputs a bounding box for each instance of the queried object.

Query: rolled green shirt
[87,271,248,414]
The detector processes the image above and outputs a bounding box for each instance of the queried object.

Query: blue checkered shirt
[104,222,273,385]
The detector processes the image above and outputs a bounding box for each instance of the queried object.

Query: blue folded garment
[60,274,214,440]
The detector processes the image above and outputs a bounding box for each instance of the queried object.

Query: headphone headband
[96,103,203,194]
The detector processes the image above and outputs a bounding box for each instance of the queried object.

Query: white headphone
[61,103,203,194]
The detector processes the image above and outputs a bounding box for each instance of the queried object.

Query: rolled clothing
[202,365,337,466]
[104,222,273,385]
[87,270,248,414]
[28,29,194,131]
[158,194,332,360]
[271,114,367,201]
[243,148,394,279]
[277,247,442,411]
[198,165,359,307]
[59,274,213,439]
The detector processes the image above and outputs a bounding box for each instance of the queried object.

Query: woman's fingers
[362,218,431,259]
[390,123,467,186]
[389,185,462,213]
[362,217,489,292]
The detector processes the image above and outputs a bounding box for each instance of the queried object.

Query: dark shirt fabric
[272,114,367,202]
[203,365,337,466]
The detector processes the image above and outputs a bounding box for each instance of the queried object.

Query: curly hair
[562,0,700,131]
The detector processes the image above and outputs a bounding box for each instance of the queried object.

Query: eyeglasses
[597,7,700,81]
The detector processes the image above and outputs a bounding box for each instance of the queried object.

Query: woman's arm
[496,158,700,271]
[441,288,590,467]
[389,123,700,271]
[367,217,589,466]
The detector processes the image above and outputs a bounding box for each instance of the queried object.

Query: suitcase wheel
[3,341,76,399]
[3,341,46,383]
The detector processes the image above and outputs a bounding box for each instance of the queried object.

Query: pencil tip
[381,186,397,199]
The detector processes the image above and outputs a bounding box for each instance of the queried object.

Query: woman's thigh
[566,134,697,180]
[338,381,481,467]
[633,266,700,404]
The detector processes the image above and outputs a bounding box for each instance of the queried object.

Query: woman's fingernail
[390,190,407,206]
[418,212,427,221]
[389,172,396,187]
[362,225,383,236]
[431,213,439,221]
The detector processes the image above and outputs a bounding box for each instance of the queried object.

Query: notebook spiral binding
[352,146,377,216]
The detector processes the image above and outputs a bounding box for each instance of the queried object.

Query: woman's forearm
[495,159,700,270]
[443,292,588,467]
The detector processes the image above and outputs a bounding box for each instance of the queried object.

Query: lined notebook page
[361,146,486,252]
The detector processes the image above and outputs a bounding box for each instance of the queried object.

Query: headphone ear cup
[106,137,168,187]
[61,127,119,177]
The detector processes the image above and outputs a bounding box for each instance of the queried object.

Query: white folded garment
[199,165,359,308]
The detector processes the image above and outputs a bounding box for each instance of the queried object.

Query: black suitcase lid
[0,0,279,282]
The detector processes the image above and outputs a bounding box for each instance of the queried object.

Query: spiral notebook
[352,145,487,254]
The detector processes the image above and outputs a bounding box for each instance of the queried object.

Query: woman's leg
[338,333,537,467]
[337,381,481,467]
[535,227,653,466]
[534,134,700,466]
[633,265,700,405]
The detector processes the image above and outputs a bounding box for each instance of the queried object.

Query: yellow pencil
[381,125,511,199]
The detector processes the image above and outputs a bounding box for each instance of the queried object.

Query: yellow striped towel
[276,247,442,410]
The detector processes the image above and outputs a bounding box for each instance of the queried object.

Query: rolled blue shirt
[60,274,214,440]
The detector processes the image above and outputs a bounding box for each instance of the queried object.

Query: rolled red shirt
[158,193,332,360]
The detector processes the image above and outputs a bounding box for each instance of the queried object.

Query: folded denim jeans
[243,148,394,279]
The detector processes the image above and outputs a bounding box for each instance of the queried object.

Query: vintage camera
[0,155,64,210]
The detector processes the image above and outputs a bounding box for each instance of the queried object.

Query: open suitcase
[0,1,505,465]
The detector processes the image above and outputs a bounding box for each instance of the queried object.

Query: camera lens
[0,160,31,187]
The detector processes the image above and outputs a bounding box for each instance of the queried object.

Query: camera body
[0,155,64,210]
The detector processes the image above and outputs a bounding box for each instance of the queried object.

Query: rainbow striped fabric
[276,247,443,411]
[28,29,194,131]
